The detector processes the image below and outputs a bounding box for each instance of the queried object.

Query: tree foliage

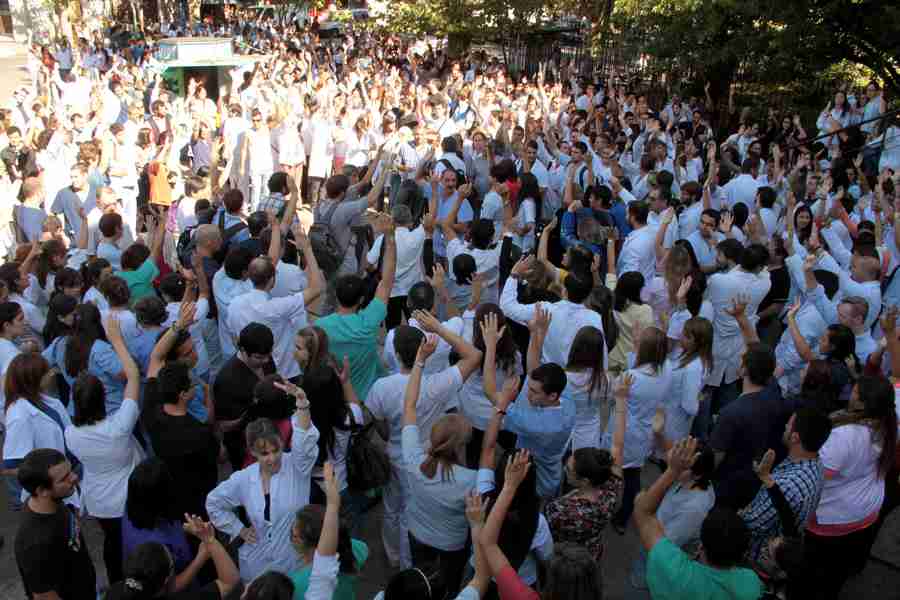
[607,0,900,98]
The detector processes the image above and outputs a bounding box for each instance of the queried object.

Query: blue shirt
[43,338,125,415]
[504,378,576,498]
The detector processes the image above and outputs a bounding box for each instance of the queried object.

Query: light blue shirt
[686,230,722,271]
[602,366,671,469]
[774,299,826,396]
[425,186,473,257]
[402,424,478,551]
[504,378,576,498]
[43,338,126,415]
[662,356,706,444]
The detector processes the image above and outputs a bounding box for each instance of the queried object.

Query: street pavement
[0,35,655,598]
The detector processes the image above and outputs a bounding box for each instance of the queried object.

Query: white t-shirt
[367,225,427,298]
[815,423,885,525]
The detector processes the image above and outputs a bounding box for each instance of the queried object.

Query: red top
[496,565,539,600]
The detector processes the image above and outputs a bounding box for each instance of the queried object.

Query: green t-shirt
[316,299,387,402]
[290,539,369,600]
[119,258,160,304]
[646,538,763,600]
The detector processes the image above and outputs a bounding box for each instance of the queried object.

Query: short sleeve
[457,200,474,223]
[645,538,690,597]
[2,405,34,462]
[137,258,160,282]
[477,468,496,495]
[819,425,853,475]
[91,341,124,377]
[420,366,464,414]
[359,297,387,331]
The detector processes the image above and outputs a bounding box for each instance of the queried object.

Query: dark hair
[801,360,841,413]
[43,292,77,346]
[224,245,255,279]
[335,275,367,308]
[293,504,358,574]
[81,258,111,296]
[157,361,193,405]
[0,301,21,335]
[544,543,604,600]
[571,447,615,486]
[793,205,813,244]
[792,408,833,453]
[451,253,476,286]
[469,219,495,250]
[824,324,860,376]
[121,243,151,271]
[473,304,517,374]
[742,342,775,386]
[223,188,244,213]
[65,303,108,377]
[689,443,716,489]
[0,262,26,293]
[268,171,289,193]
[628,201,649,225]
[701,508,750,567]
[407,282,435,312]
[36,238,66,288]
[72,373,107,426]
[835,375,898,477]
[158,272,186,302]
[384,569,441,600]
[133,295,167,327]
[393,325,425,370]
[4,352,50,410]
[717,238,743,265]
[99,212,123,238]
[239,322,275,356]
[251,375,294,421]
[126,458,178,529]
[567,326,607,397]
[530,363,567,399]
[100,275,131,307]
[242,572,295,600]
[757,186,776,209]
[613,271,645,312]
[325,174,351,199]
[563,271,593,304]
[301,366,351,465]
[739,243,770,272]
[634,327,667,374]
[518,172,542,221]
[108,542,171,599]
[487,450,541,570]
[17,448,66,495]
[53,267,83,295]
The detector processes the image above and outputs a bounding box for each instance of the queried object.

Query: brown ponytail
[420,414,472,481]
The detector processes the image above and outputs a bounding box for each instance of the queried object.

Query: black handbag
[345,421,392,492]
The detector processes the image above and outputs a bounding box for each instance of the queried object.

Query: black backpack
[176,225,199,268]
[308,201,343,276]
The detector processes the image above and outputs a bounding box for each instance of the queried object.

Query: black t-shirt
[106,580,222,600]
[213,355,276,421]
[757,265,790,318]
[142,377,220,518]
[710,382,790,510]
[15,502,97,599]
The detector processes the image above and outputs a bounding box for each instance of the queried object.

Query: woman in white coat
[2,352,76,503]
[64,314,144,584]
[661,316,713,445]
[206,383,320,583]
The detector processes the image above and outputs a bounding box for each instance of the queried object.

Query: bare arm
[373,218,397,305]
[414,309,483,381]
[295,225,324,307]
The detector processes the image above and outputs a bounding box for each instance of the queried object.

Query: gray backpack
[308,201,343,276]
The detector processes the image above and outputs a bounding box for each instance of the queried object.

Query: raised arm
[373,216,397,305]
[481,450,531,577]
[402,334,437,427]
[611,373,631,474]
[413,309,483,381]
[526,304,551,374]
[295,224,324,307]
[104,313,139,402]
[634,437,698,552]
[148,301,196,378]
[785,300,816,362]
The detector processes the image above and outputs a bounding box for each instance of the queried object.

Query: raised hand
[881,305,898,337]
[503,449,531,491]
[415,333,439,364]
[652,407,666,435]
[412,308,442,334]
[676,274,693,304]
[753,448,776,486]
[614,372,635,401]
[465,489,489,528]
[479,311,505,348]
[667,437,699,475]
[527,304,551,335]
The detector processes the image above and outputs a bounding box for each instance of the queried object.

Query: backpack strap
[222,221,247,242]
[315,200,341,226]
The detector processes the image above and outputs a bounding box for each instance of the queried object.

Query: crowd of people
[1,11,900,600]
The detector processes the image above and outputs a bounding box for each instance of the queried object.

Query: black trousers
[613,467,643,529]
[97,517,123,584]
[805,525,879,600]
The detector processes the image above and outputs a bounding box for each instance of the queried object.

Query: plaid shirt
[740,457,824,561]
[257,192,286,217]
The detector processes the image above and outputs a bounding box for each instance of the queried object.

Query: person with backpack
[211,189,251,263]
[311,162,389,316]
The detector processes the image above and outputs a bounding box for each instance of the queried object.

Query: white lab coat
[64,397,145,518]
[206,417,320,582]
[226,289,308,380]
[303,117,334,179]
